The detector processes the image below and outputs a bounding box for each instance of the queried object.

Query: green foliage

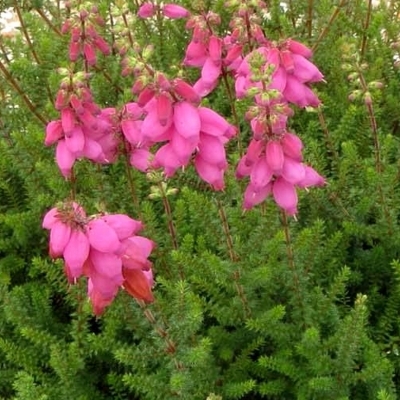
[1,0,400,399]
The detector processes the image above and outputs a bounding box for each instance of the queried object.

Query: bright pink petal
[269,66,287,92]
[201,57,221,85]
[288,39,312,58]
[156,93,173,126]
[170,131,197,164]
[235,75,248,98]
[198,134,227,169]
[198,107,233,138]
[297,165,325,188]
[142,109,172,141]
[49,221,71,257]
[90,249,123,281]
[282,157,306,184]
[245,139,264,167]
[162,4,189,19]
[209,35,222,62]
[266,141,284,173]
[250,157,273,188]
[281,133,303,161]
[65,126,85,153]
[243,183,272,210]
[82,137,104,161]
[55,139,76,177]
[184,41,208,67]
[130,148,152,172]
[138,3,155,18]
[87,219,121,253]
[152,143,182,177]
[42,208,59,229]
[193,78,218,97]
[121,119,142,144]
[124,236,155,259]
[88,278,118,315]
[63,230,89,278]
[173,79,201,103]
[283,75,320,107]
[236,155,252,179]
[272,178,298,215]
[61,107,75,136]
[194,155,225,190]
[45,120,63,146]
[101,214,143,240]
[173,101,201,140]
[292,54,324,83]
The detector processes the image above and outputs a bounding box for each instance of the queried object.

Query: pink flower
[194,155,225,190]
[55,139,76,177]
[243,183,272,210]
[45,121,63,146]
[272,177,298,215]
[184,41,208,67]
[138,2,156,18]
[162,4,189,19]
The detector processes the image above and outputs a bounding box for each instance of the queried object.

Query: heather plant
[1,0,400,399]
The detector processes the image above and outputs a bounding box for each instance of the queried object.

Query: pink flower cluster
[138,3,189,19]
[233,39,325,213]
[183,13,243,96]
[180,3,325,214]
[61,5,110,65]
[42,202,155,315]
[235,39,324,107]
[237,132,325,214]
[45,74,117,177]
[116,76,237,190]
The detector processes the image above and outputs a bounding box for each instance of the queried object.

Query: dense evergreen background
[1,0,400,398]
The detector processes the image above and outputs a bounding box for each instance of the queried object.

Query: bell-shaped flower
[194,155,225,190]
[281,157,306,184]
[138,3,155,18]
[49,221,71,258]
[162,4,189,19]
[243,183,272,210]
[87,219,121,253]
[173,101,201,140]
[266,141,284,173]
[281,132,303,161]
[63,230,90,279]
[272,177,298,215]
[101,214,143,240]
[197,133,227,169]
[88,278,118,316]
[55,139,76,177]
[122,268,154,302]
[184,40,208,67]
[198,107,236,139]
[250,157,273,189]
[297,165,325,188]
[45,120,63,146]
[130,148,152,172]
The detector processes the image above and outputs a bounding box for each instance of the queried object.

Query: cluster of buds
[45,70,118,176]
[344,62,383,105]
[42,202,155,315]
[62,3,110,65]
